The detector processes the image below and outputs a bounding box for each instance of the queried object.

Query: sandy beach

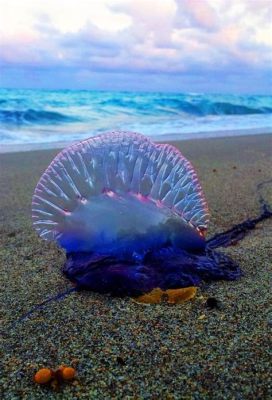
[0,133,271,399]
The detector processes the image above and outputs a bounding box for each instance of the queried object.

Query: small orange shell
[61,367,76,381]
[34,368,53,384]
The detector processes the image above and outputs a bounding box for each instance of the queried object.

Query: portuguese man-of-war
[31,131,272,298]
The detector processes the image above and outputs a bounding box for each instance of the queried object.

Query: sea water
[0,88,272,151]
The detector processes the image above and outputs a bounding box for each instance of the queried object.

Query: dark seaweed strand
[2,287,78,335]
[199,179,272,283]
[206,179,272,250]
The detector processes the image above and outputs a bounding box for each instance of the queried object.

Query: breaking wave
[0,109,79,125]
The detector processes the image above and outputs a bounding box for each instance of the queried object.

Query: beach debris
[133,288,163,304]
[34,368,53,384]
[7,231,16,238]
[116,356,126,366]
[31,131,272,300]
[134,287,197,304]
[166,287,197,303]
[34,365,76,386]
[57,366,76,381]
[205,297,221,310]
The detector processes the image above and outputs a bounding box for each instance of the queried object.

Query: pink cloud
[0,0,271,90]
[177,0,218,31]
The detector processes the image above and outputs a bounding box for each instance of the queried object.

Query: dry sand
[0,134,272,399]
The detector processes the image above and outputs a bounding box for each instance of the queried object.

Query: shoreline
[1,127,271,154]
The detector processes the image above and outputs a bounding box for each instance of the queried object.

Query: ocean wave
[0,89,272,146]
[197,101,272,116]
[97,97,272,116]
[148,98,272,116]
[0,109,79,125]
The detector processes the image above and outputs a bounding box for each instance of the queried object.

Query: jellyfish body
[32,131,241,296]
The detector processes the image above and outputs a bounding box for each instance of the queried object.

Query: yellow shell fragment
[133,287,197,304]
[165,287,197,304]
[133,288,164,304]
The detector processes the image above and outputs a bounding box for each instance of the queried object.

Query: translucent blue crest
[32,131,209,256]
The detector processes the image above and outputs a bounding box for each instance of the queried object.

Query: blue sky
[0,0,271,94]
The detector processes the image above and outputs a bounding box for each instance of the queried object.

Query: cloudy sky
[0,0,271,93]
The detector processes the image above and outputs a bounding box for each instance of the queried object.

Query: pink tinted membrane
[32,131,209,248]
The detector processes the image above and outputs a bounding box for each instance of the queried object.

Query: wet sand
[0,134,271,399]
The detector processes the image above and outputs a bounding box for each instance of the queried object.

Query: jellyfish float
[32,131,271,298]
